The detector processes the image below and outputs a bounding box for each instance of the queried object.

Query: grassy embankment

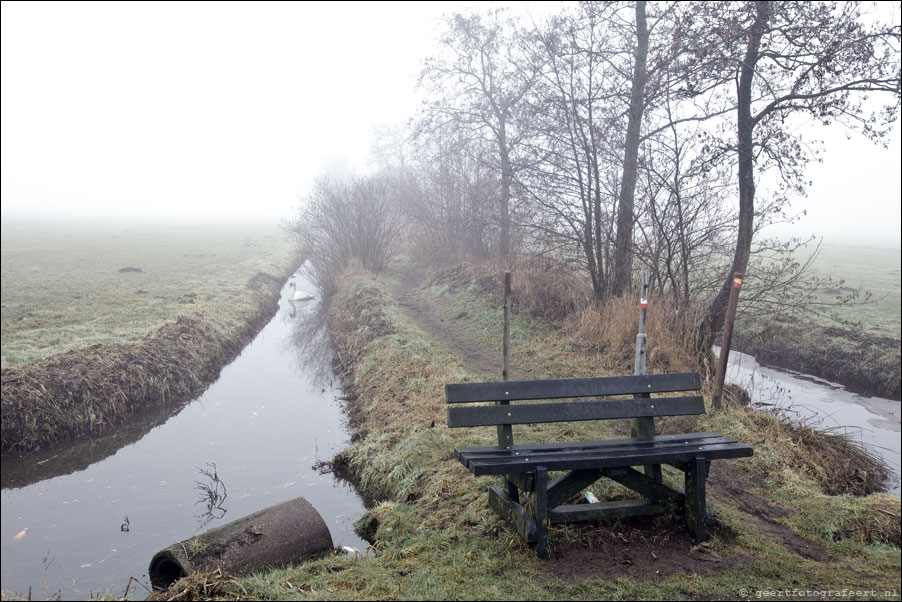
[1,221,297,452]
[735,244,901,399]
[206,258,900,601]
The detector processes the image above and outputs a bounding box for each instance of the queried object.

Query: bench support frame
[487,459,709,558]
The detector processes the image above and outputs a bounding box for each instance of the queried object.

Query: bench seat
[456,432,753,475]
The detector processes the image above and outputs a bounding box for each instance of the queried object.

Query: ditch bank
[0,265,297,454]
[733,322,901,401]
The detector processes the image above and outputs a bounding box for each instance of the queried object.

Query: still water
[1,272,367,599]
[721,347,901,496]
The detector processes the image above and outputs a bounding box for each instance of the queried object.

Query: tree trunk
[612,0,648,297]
[699,1,770,347]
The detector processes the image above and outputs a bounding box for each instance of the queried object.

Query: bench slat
[446,372,701,403]
[463,441,753,475]
[456,433,734,463]
[448,395,705,428]
[454,431,723,457]
[550,499,669,524]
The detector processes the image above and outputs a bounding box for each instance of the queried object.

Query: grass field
[733,242,901,398]
[806,244,901,339]
[1,219,297,368]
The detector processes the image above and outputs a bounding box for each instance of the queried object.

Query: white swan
[287,281,315,301]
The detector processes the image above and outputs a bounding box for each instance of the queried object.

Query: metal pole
[632,267,650,436]
[713,272,743,409]
[634,266,649,377]
[631,266,660,482]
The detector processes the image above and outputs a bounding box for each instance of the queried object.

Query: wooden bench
[446,372,753,558]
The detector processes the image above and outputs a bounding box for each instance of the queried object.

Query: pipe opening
[149,555,187,591]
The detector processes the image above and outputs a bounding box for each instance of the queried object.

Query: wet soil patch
[707,462,829,561]
[614,413,830,560]
[546,515,750,582]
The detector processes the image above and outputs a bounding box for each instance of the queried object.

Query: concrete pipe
[149,497,333,590]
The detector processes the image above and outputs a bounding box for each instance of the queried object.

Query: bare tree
[287,175,401,295]
[612,0,650,296]
[418,9,542,261]
[692,1,900,344]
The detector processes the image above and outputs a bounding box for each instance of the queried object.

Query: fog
[1,1,899,247]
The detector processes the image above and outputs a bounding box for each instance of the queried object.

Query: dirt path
[392,264,499,379]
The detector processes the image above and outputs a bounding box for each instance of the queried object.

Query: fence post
[713,272,743,409]
[502,272,511,382]
[497,273,514,452]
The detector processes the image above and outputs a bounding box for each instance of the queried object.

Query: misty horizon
[2,2,900,248]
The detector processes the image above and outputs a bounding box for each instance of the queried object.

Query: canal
[1,271,367,599]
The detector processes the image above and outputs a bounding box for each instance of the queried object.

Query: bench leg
[684,457,710,543]
[506,480,520,503]
[534,467,549,559]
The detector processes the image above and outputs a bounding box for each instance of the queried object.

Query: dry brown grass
[427,255,588,323]
[571,295,702,373]
[510,257,588,322]
[147,568,246,601]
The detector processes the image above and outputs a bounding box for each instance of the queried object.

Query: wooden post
[502,272,511,382]
[534,466,549,559]
[713,272,743,409]
[498,273,515,498]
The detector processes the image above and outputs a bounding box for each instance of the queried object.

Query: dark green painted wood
[446,372,701,403]
[465,441,753,475]
[496,400,514,449]
[448,396,705,428]
[455,432,725,457]
[546,469,604,509]
[685,457,710,543]
[458,434,748,466]
[606,467,684,506]
[535,467,548,559]
[505,473,535,494]
[488,486,536,542]
[549,499,668,524]
[630,392,662,483]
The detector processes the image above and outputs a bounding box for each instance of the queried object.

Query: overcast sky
[1,1,899,247]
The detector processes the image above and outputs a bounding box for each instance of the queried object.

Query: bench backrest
[446,373,704,443]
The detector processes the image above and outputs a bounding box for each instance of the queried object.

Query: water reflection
[194,463,229,528]
[285,292,339,391]
[1,403,189,490]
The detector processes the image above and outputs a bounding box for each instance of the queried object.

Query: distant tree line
[291,1,900,349]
